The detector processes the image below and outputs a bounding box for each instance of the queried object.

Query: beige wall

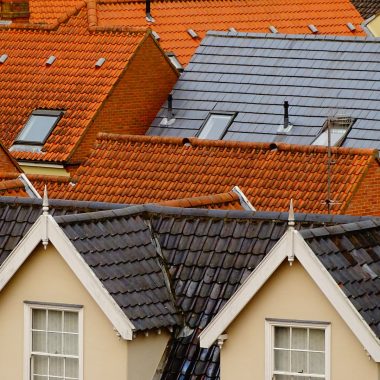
[20,163,70,177]
[0,243,169,380]
[368,15,380,37]
[222,259,380,380]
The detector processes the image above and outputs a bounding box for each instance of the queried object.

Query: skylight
[312,116,354,147]
[11,110,63,151]
[198,113,235,140]
[166,52,183,72]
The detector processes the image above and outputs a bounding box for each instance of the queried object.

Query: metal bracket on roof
[18,174,42,199]
[217,334,228,349]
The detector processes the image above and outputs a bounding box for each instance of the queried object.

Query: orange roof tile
[158,191,244,210]
[96,0,365,65]
[33,134,378,214]
[0,3,148,163]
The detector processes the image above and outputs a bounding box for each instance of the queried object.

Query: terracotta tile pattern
[96,0,365,65]
[36,134,378,215]
[0,172,28,196]
[0,4,147,163]
[158,191,244,210]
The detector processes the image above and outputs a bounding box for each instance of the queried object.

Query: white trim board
[199,229,380,362]
[0,215,135,340]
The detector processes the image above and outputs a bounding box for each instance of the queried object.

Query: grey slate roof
[352,0,380,19]
[149,32,380,149]
[301,219,380,338]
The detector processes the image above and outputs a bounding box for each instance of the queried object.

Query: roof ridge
[206,31,378,43]
[27,174,72,183]
[97,133,377,157]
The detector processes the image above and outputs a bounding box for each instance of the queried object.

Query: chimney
[145,0,154,22]
[0,0,29,23]
[284,101,289,129]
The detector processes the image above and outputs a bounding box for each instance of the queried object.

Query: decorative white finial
[42,185,49,216]
[288,199,295,228]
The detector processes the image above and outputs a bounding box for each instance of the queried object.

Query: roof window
[312,116,354,147]
[198,113,235,140]
[166,52,183,72]
[11,110,63,152]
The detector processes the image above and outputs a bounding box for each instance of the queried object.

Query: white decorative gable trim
[0,215,135,340]
[199,229,380,362]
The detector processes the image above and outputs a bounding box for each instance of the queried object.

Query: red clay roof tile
[31,134,377,214]
[0,3,147,163]
[96,0,365,65]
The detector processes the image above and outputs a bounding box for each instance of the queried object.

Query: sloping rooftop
[95,0,365,65]
[36,134,378,214]
[350,0,380,19]
[302,219,380,338]
[0,2,147,163]
[149,32,380,149]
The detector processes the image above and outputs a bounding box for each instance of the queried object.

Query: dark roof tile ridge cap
[27,174,72,183]
[0,195,127,209]
[0,1,86,31]
[205,31,379,42]
[300,218,380,239]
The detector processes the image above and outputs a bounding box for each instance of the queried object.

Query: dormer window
[312,116,354,147]
[11,110,63,152]
[198,113,235,140]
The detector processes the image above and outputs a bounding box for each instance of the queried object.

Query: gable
[0,243,129,379]
[222,259,379,379]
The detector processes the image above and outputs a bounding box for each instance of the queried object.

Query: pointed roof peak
[42,185,49,215]
[288,199,295,227]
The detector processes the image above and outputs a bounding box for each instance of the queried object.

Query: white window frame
[265,319,331,380]
[24,302,84,380]
[197,112,236,140]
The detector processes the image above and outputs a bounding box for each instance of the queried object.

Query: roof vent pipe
[284,101,289,129]
[146,0,154,22]
[168,92,174,118]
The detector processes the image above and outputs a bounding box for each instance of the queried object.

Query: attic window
[166,52,183,72]
[312,116,354,147]
[197,113,235,140]
[11,110,63,151]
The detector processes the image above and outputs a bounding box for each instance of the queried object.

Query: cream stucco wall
[221,259,380,380]
[0,243,170,380]
[20,163,70,177]
[368,15,380,37]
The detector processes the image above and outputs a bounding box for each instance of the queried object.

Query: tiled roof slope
[0,4,147,163]
[302,219,380,338]
[96,0,365,65]
[149,33,380,149]
[28,0,85,25]
[351,0,380,19]
[56,208,181,331]
[0,196,125,265]
[42,134,378,214]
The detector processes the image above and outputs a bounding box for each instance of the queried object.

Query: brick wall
[68,34,178,165]
[344,159,380,216]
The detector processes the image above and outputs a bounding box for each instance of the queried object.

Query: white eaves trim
[0,215,135,340]
[199,229,380,362]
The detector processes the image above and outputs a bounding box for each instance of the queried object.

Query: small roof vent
[145,0,154,22]
[0,54,8,64]
[152,30,160,41]
[269,25,278,34]
[308,24,318,33]
[187,29,199,39]
[45,55,56,66]
[346,22,356,32]
[228,27,237,33]
[95,57,106,68]
[0,20,12,26]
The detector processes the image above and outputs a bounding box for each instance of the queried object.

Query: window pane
[292,328,307,349]
[17,115,58,144]
[33,376,48,380]
[274,349,290,371]
[33,331,47,352]
[33,309,46,330]
[63,333,78,356]
[47,332,62,354]
[65,358,79,378]
[291,350,307,373]
[309,352,325,374]
[64,312,78,333]
[33,355,48,375]
[49,357,64,376]
[198,114,233,139]
[275,326,290,348]
[48,310,62,332]
[309,329,325,351]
